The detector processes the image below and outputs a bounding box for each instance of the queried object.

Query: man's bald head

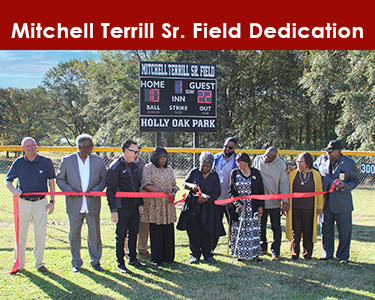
[263,146,278,164]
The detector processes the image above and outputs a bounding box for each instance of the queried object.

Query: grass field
[0,215,374,300]
[0,177,375,299]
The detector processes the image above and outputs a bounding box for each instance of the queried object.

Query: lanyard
[219,155,233,171]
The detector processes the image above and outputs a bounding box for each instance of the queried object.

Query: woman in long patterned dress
[140,146,179,266]
[229,152,265,262]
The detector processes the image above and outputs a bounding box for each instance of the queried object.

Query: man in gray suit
[56,134,107,272]
[313,140,358,264]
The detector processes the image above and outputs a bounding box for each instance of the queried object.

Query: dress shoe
[339,260,348,264]
[261,250,268,256]
[117,265,131,274]
[128,259,146,268]
[92,264,104,272]
[151,261,161,266]
[319,256,333,261]
[204,256,217,263]
[38,266,49,273]
[72,266,81,273]
[289,257,298,261]
[138,251,151,258]
[9,269,21,275]
[272,254,280,261]
[255,257,263,263]
[189,256,199,264]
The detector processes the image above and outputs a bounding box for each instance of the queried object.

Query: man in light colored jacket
[252,146,289,261]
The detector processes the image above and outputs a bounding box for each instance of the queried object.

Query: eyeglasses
[127,149,139,154]
[296,160,305,164]
[224,145,234,150]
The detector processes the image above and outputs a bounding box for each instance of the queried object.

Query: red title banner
[2,1,375,50]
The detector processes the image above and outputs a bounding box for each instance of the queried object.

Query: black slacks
[149,223,175,264]
[260,208,281,256]
[290,207,314,259]
[115,206,140,266]
[186,213,214,260]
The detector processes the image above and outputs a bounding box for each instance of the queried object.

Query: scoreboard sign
[139,61,217,132]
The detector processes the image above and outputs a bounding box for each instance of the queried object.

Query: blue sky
[0,50,100,89]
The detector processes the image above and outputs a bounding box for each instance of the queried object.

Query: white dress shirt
[77,154,90,213]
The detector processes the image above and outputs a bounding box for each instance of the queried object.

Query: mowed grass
[0,215,374,300]
[0,176,375,299]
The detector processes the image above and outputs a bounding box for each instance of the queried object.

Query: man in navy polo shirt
[4,137,56,274]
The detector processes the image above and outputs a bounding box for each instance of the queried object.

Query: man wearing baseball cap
[313,140,358,264]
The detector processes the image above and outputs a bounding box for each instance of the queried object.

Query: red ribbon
[215,179,341,205]
[21,191,186,204]
[21,191,168,198]
[197,186,202,199]
[11,196,20,274]
[173,193,186,205]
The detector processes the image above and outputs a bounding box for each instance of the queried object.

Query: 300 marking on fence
[361,163,375,175]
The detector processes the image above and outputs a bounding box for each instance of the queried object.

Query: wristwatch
[50,199,55,204]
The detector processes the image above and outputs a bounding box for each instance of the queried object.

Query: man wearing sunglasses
[106,139,146,274]
[211,137,238,253]
[252,146,290,261]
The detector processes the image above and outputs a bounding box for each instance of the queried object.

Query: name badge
[339,173,345,181]
[219,176,224,184]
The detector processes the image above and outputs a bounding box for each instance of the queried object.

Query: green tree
[42,59,95,146]
[0,87,47,145]
[301,50,349,149]
[334,51,375,150]
[85,51,160,147]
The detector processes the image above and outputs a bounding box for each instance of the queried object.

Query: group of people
[4,135,358,275]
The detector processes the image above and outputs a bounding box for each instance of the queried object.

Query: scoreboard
[139,62,217,132]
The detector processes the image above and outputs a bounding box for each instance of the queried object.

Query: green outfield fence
[0,146,374,225]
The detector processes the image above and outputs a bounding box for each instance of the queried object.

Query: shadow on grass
[4,252,375,300]
[351,223,375,243]
[81,264,189,300]
[20,269,112,300]
[214,256,375,300]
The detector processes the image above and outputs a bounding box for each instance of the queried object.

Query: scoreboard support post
[156,132,162,147]
[194,132,199,168]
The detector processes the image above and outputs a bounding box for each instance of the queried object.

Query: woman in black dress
[177,151,225,264]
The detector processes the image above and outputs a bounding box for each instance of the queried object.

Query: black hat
[323,140,342,152]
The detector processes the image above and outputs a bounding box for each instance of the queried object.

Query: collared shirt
[5,154,56,198]
[330,155,342,175]
[77,154,90,213]
[215,154,235,200]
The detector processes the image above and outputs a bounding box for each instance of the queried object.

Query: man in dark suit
[313,140,358,264]
[56,134,106,272]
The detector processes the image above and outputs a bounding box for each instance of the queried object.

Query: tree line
[1,50,374,151]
